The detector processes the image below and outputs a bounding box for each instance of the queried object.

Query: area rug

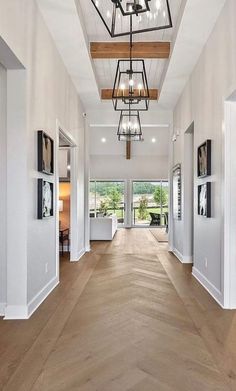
[149,228,168,243]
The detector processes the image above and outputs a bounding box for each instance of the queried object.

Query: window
[132,181,169,227]
[90,181,125,225]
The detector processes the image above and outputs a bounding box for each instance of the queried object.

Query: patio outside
[89,181,168,227]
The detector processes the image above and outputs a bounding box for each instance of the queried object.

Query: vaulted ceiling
[37,0,226,112]
[37,0,226,157]
[79,0,182,100]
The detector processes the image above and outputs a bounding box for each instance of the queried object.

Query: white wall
[89,108,172,181]
[0,63,7,314]
[172,0,236,307]
[0,0,86,318]
[90,155,169,180]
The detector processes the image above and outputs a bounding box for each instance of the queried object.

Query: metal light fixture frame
[116,0,150,16]
[118,134,143,141]
[112,58,150,111]
[117,109,143,141]
[90,0,172,38]
[112,15,149,111]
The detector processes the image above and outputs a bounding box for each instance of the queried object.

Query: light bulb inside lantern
[138,84,143,96]
[129,79,134,87]
[156,0,161,10]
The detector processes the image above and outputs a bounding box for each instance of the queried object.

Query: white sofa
[90,215,118,241]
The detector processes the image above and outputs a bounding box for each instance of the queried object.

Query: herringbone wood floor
[0,229,236,390]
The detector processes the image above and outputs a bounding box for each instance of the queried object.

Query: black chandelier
[90,0,172,37]
[112,59,149,111]
[112,16,149,111]
[115,0,150,16]
[117,109,142,141]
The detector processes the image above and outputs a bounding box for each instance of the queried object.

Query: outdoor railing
[90,204,168,226]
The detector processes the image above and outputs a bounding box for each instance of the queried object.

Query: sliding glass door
[89,181,125,225]
[132,181,169,227]
[89,180,169,229]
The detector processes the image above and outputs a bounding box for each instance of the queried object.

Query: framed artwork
[38,130,54,175]
[198,182,211,218]
[173,164,181,220]
[38,179,54,219]
[197,140,211,178]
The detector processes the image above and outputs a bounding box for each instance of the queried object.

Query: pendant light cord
[130,15,133,71]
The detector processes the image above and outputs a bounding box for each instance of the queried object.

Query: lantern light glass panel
[112,59,149,111]
[90,0,172,37]
[117,110,142,141]
[118,134,143,141]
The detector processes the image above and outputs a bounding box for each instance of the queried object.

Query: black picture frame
[37,179,54,219]
[173,164,181,220]
[38,130,54,175]
[197,140,211,178]
[198,182,211,218]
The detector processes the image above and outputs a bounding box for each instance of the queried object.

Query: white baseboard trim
[85,245,91,252]
[172,248,193,264]
[71,248,86,262]
[0,302,6,317]
[192,267,224,308]
[4,275,59,320]
[4,305,29,320]
[27,275,59,317]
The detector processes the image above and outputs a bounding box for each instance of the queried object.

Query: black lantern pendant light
[90,0,172,38]
[112,17,149,111]
[116,0,150,16]
[112,59,149,111]
[117,109,143,141]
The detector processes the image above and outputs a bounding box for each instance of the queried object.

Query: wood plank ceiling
[79,0,182,158]
[79,0,182,99]
[90,42,169,102]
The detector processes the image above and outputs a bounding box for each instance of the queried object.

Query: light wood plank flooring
[0,229,236,390]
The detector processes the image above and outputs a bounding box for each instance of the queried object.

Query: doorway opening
[223,91,236,308]
[132,181,169,230]
[58,129,76,267]
[184,122,194,264]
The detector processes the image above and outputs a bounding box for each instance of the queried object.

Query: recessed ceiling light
[101,137,106,143]
[151,138,156,143]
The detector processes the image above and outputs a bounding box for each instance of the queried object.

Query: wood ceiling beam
[126,141,131,160]
[101,89,158,100]
[91,42,170,59]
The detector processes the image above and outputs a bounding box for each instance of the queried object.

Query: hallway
[0,229,235,390]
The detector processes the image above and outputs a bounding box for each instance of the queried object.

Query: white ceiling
[94,58,166,89]
[78,0,182,91]
[37,0,227,111]
[160,0,227,108]
[90,126,170,156]
[79,0,182,42]
[36,0,227,157]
